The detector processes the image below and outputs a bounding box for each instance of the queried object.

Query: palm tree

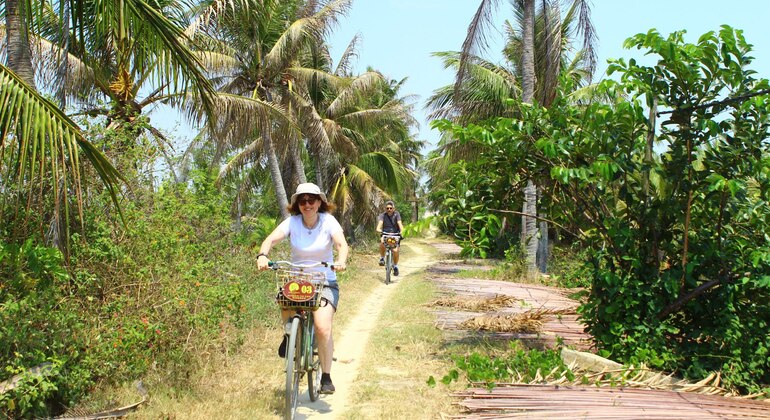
[0,62,123,240]
[29,0,218,171]
[292,64,418,228]
[188,0,351,220]
[437,0,597,273]
[0,0,139,240]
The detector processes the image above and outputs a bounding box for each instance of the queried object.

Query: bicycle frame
[270,261,329,419]
[382,234,400,284]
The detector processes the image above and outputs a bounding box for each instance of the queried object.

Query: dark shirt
[378,210,402,234]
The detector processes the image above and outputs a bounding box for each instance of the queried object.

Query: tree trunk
[5,0,36,89]
[537,219,548,272]
[521,0,536,104]
[264,127,290,220]
[290,138,307,185]
[521,180,538,274]
[520,0,543,274]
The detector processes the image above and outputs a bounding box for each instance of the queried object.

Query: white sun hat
[290,182,329,206]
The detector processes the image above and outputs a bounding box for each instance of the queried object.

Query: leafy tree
[428,0,596,268]
[435,26,770,393]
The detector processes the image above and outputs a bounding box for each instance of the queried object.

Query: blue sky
[151,1,770,151]
[325,0,770,147]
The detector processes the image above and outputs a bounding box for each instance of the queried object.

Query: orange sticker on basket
[282,280,316,302]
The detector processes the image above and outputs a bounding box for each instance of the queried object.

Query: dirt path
[295,240,436,418]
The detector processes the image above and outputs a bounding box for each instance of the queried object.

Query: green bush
[0,170,276,416]
[0,240,92,418]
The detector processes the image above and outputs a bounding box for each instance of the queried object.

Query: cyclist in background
[375,200,404,276]
[257,183,348,394]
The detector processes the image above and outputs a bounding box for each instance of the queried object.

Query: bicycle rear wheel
[385,250,392,284]
[306,319,321,402]
[284,317,302,419]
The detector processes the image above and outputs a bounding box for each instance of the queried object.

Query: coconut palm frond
[426,84,460,120]
[325,119,357,159]
[297,97,341,167]
[31,35,100,104]
[88,0,217,116]
[329,169,352,214]
[335,108,398,128]
[326,71,384,118]
[195,50,241,75]
[178,128,208,183]
[567,81,625,105]
[264,0,351,77]
[216,136,264,185]
[540,0,562,106]
[455,0,501,95]
[356,151,408,194]
[334,33,360,76]
[571,0,597,76]
[185,0,250,38]
[0,63,122,220]
[180,91,290,138]
[286,67,342,90]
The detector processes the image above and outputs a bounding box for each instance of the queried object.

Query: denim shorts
[321,283,339,310]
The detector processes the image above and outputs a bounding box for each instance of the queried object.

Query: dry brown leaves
[429,294,518,312]
[460,311,545,333]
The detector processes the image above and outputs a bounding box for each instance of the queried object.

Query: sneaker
[320,375,335,394]
[278,336,287,358]
[393,266,399,276]
[378,257,385,266]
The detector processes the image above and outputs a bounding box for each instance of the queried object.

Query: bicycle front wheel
[284,317,302,419]
[385,250,392,284]
[306,318,321,402]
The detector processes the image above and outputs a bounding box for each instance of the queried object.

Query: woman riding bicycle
[257,182,349,394]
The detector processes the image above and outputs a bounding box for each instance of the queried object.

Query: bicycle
[270,260,331,419]
[381,233,401,284]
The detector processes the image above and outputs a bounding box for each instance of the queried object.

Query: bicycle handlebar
[268,260,335,270]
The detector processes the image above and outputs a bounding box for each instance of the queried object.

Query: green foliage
[547,243,592,289]
[0,240,92,418]
[427,160,516,258]
[0,164,276,416]
[433,26,770,394]
[402,216,436,238]
[432,341,574,388]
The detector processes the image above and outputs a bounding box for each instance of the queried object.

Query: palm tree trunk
[521,180,538,273]
[520,0,542,274]
[264,127,290,219]
[521,0,536,104]
[290,139,307,185]
[5,0,36,89]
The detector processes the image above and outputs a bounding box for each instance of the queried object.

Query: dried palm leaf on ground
[468,361,756,400]
[460,311,544,333]
[429,294,519,312]
[451,385,770,419]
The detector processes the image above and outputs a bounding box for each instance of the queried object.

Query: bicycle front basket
[275,269,326,310]
[384,235,399,248]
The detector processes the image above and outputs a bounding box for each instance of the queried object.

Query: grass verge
[338,240,464,419]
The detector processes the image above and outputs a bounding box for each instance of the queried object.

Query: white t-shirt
[277,212,343,283]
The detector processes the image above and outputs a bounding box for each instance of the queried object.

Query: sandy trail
[293,241,432,419]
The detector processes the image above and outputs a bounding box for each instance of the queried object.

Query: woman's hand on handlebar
[257,254,270,271]
[331,263,346,272]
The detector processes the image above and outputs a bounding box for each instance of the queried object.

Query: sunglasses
[385,207,393,210]
[298,197,318,205]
